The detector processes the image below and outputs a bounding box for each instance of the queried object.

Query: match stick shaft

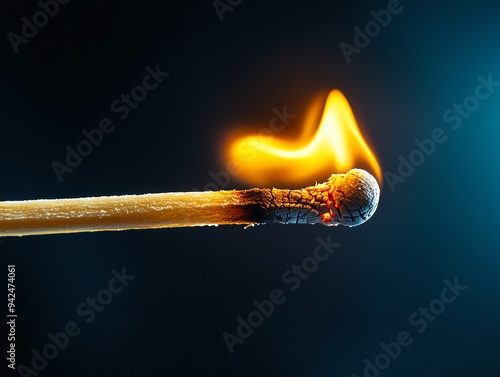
[0,191,256,237]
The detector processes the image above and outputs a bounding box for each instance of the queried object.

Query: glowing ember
[226,90,382,187]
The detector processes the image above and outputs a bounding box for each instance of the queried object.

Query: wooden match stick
[0,169,379,237]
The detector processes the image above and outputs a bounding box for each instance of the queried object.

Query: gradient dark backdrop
[1,1,499,376]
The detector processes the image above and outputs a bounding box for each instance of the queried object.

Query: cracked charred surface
[240,169,380,227]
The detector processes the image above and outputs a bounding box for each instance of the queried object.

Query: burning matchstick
[0,169,379,237]
[1,90,382,237]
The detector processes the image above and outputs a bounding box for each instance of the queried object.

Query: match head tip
[325,168,380,227]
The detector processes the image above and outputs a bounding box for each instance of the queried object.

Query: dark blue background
[1,1,499,376]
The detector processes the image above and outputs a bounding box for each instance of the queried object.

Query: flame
[226,90,382,187]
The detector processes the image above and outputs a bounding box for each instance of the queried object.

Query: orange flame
[226,90,382,187]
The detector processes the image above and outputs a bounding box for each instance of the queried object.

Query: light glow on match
[227,90,382,187]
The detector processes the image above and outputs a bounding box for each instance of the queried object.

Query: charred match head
[241,168,380,228]
[321,168,380,227]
